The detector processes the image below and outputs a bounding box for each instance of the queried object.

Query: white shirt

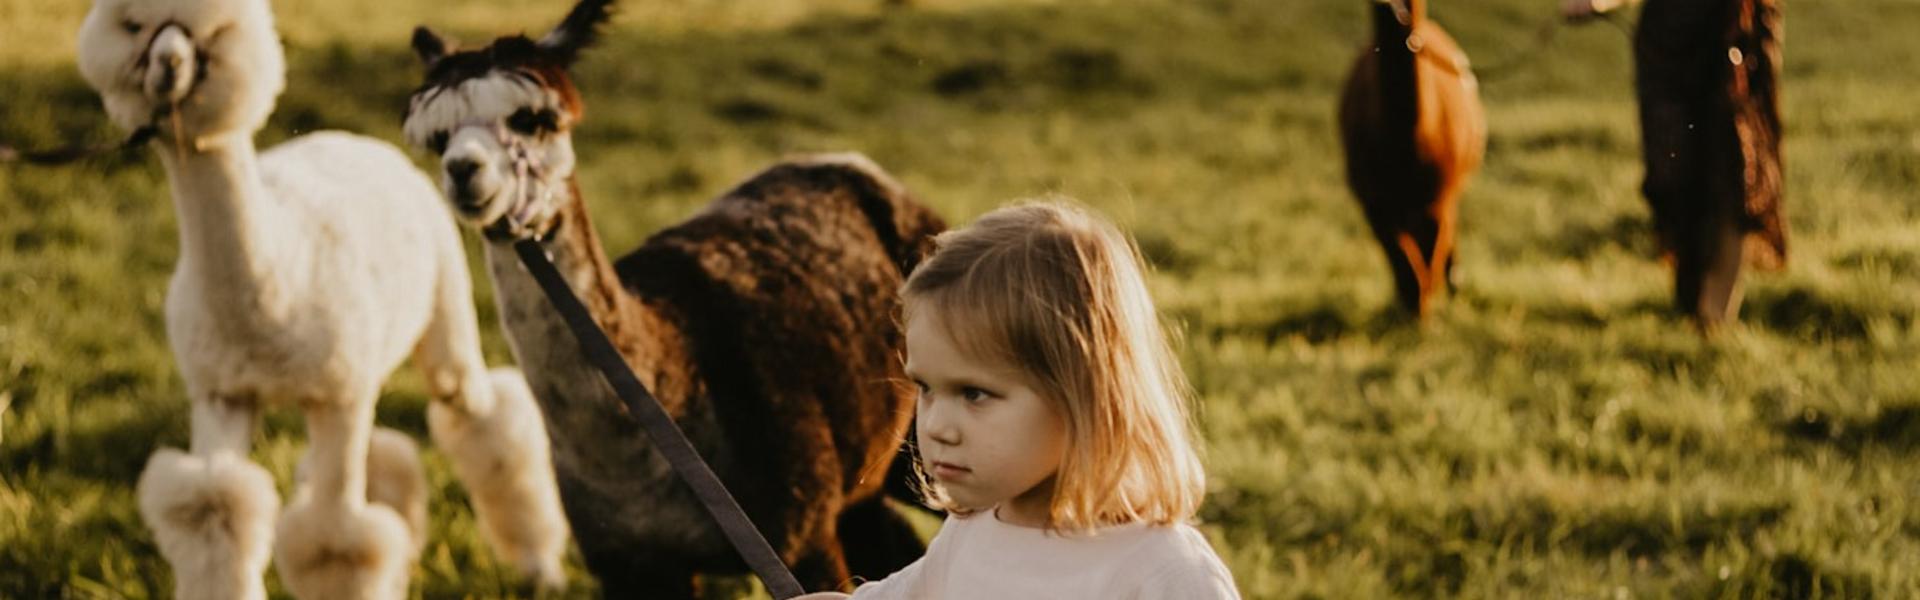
[851,510,1240,599]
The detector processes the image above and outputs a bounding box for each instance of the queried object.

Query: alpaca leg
[792,540,855,594]
[837,498,925,584]
[365,428,430,551]
[1691,211,1748,330]
[1388,231,1432,317]
[415,256,569,587]
[1428,200,1460,301]
[424,367,570,587]
[585,550,697,599]
[295,427,429,551]
[138,395,279,600]
[275,398,416,600]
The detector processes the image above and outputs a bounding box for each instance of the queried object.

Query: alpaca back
[1338,20,1484,198]
[613,155,943,504]
[249,131,465,376]
[1407,22,1485,183]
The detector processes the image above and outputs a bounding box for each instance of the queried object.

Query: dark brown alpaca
[1337,0,1486,319]
[401,0,945,594]
[1636,0,1787,328]
[1566,0,1788,329]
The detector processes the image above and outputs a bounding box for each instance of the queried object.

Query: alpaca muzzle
[445,123,556,242]
[145,24,197,105]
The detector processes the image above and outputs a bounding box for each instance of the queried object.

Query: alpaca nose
[146,25,196,102]
[446,158,481,184]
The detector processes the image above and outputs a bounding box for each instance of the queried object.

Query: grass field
[4,0,1919,597]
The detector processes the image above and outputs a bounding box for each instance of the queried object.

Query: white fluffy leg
[429,368,569,588]
[295,427,429,550]
[366,427,429,553]
[274,492,415,600]
[137,448,281,600]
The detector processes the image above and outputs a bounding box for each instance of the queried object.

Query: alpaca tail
[428,367,570,589]
[138,449,281,600]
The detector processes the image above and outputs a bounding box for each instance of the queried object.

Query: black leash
[511,239,807,599]
[0,125,157,166]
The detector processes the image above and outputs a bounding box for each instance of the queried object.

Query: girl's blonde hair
[902,200,1205,532]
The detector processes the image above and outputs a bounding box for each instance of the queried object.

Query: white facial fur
[76,0,285,143]
[403,72,578,238]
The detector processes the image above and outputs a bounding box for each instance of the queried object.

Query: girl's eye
[426,131,449,155]
[122,19,141,35]
[960,387,993,403]
[507,107,557,135]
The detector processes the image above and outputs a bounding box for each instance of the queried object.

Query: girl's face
[905,309,1068,527]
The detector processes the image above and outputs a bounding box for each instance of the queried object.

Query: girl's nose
[918,397,961,447]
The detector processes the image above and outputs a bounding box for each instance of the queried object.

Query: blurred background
[2,0,1918,597]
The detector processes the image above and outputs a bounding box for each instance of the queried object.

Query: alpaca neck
[483,178,690,415]
[1372,1,1421,137]
[154,132,292,303]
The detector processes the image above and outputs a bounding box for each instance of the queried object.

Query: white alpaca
[75,0,570,598]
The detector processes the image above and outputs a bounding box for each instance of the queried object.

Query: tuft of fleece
[137,449,282,600]
[428,367,570,588]
[274,491,417,600]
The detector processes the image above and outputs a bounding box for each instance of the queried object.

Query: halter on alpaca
[483,121,558,241]
[411,114,561,241]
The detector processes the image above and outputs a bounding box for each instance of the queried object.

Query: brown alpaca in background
[1565,0,1787,329]
[1338,0,1486,319]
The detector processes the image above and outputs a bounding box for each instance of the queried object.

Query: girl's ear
[412,26,449,66]
[537,0,615,66]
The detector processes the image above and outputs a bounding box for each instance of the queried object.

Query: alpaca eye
[427,131,449,155]
[122,19,141,34]
[507,107,557,135]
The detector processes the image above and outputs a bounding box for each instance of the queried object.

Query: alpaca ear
[537,0,614,66]
[412,26,449,66]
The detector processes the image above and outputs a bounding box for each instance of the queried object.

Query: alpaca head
[75,0,285,145]
[402,0,612,241]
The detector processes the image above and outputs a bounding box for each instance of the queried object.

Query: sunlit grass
[4,0,1919,597]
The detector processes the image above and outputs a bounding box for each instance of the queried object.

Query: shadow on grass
[1745,283,1915,342]
[2,401,180,485]
[1779,403,1920,454]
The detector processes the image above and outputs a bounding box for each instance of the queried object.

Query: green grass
[5,0,1920,597]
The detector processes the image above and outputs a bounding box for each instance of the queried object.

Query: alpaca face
[76,0,284,143]
[403,0,611,241]
[403,63,580,240]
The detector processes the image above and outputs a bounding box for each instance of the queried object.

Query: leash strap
[511,239,807,599]
[0,125,156,166]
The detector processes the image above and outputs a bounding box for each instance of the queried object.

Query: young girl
[799,201,1239,599]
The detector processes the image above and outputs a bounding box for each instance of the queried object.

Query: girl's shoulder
[1112,523,1240,599]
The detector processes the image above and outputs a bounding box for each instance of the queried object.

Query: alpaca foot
[137,448,281,600]
[428,367,568,588]
[274,493,416,600]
